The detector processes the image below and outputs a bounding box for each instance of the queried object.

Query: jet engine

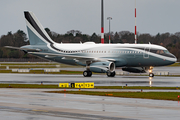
[122,67,146,73]
[89,61,115,73]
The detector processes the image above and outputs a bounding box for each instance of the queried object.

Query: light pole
[107,17,112,44]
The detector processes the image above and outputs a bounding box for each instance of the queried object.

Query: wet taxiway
[0,88,180,120]
[0,73,180,87]
[61,66,180,75]
[1,72,180,120]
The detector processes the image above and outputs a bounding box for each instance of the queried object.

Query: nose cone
[173,55,177,63]
[168,54,177,65]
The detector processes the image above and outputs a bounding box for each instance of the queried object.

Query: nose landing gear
[148,66,154,77]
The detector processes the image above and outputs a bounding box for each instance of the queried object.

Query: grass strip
[0,70,83,74]
[6,66,59,69]
[0,63,83,68]
[0,84,179,90]
[0,63,58,66]
[1,84,180,101]
[168,62,180,67]
[0,84,59,89]
[48,91,180,101]
[94,86,179,90]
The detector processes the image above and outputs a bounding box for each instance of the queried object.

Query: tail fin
[24,11,55,45]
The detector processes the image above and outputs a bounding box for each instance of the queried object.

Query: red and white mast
[101,0,104,44]
[135,0,137,44]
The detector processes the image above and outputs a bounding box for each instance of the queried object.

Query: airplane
[5,11,177,77]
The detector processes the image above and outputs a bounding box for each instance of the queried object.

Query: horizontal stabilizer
[5,46,40,52]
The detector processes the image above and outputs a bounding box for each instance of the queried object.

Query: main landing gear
[83,61,116,77]
[83,70,92,77]
[106,71,116,77]
[83,70,116,77]
[148,66,154,77]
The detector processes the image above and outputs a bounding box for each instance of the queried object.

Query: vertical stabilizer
[24,11,55,45]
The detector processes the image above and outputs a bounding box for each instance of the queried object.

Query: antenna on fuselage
[135,0,137,44]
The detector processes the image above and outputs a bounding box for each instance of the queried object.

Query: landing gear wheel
[83,71,92,77]
[149,73,154,77]
[107,71,116,77]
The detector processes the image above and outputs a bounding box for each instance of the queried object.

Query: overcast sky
[0,0,180,36]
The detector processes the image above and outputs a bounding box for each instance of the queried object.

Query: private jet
[5,11,177,77]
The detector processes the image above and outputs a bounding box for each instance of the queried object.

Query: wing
[28,52,116,63]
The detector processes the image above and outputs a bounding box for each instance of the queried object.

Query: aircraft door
[143,47,150,58]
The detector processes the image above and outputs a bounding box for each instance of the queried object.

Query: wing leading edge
[28,52,116,63]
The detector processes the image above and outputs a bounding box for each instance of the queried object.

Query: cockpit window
[151,49,169,54]
[164,50,170,54]
[150,49,174,58]
[156,50,160,54]
[156,50,164,54]
[159,50,164,54]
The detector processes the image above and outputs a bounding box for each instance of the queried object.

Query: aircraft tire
[83,71,92,77]
[111,71,116,77]
[149,73,154,77]
[107,71,116,77]
[88,71,92,77]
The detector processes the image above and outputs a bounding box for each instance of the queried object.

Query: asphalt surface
[0,88,180,120]
[0,66,180,120]
[0,73,180,87]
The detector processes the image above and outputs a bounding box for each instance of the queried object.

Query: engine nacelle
[122,67,146,73]
[89,62,115,73]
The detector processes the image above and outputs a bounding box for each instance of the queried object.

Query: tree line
[0,28,180,61]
